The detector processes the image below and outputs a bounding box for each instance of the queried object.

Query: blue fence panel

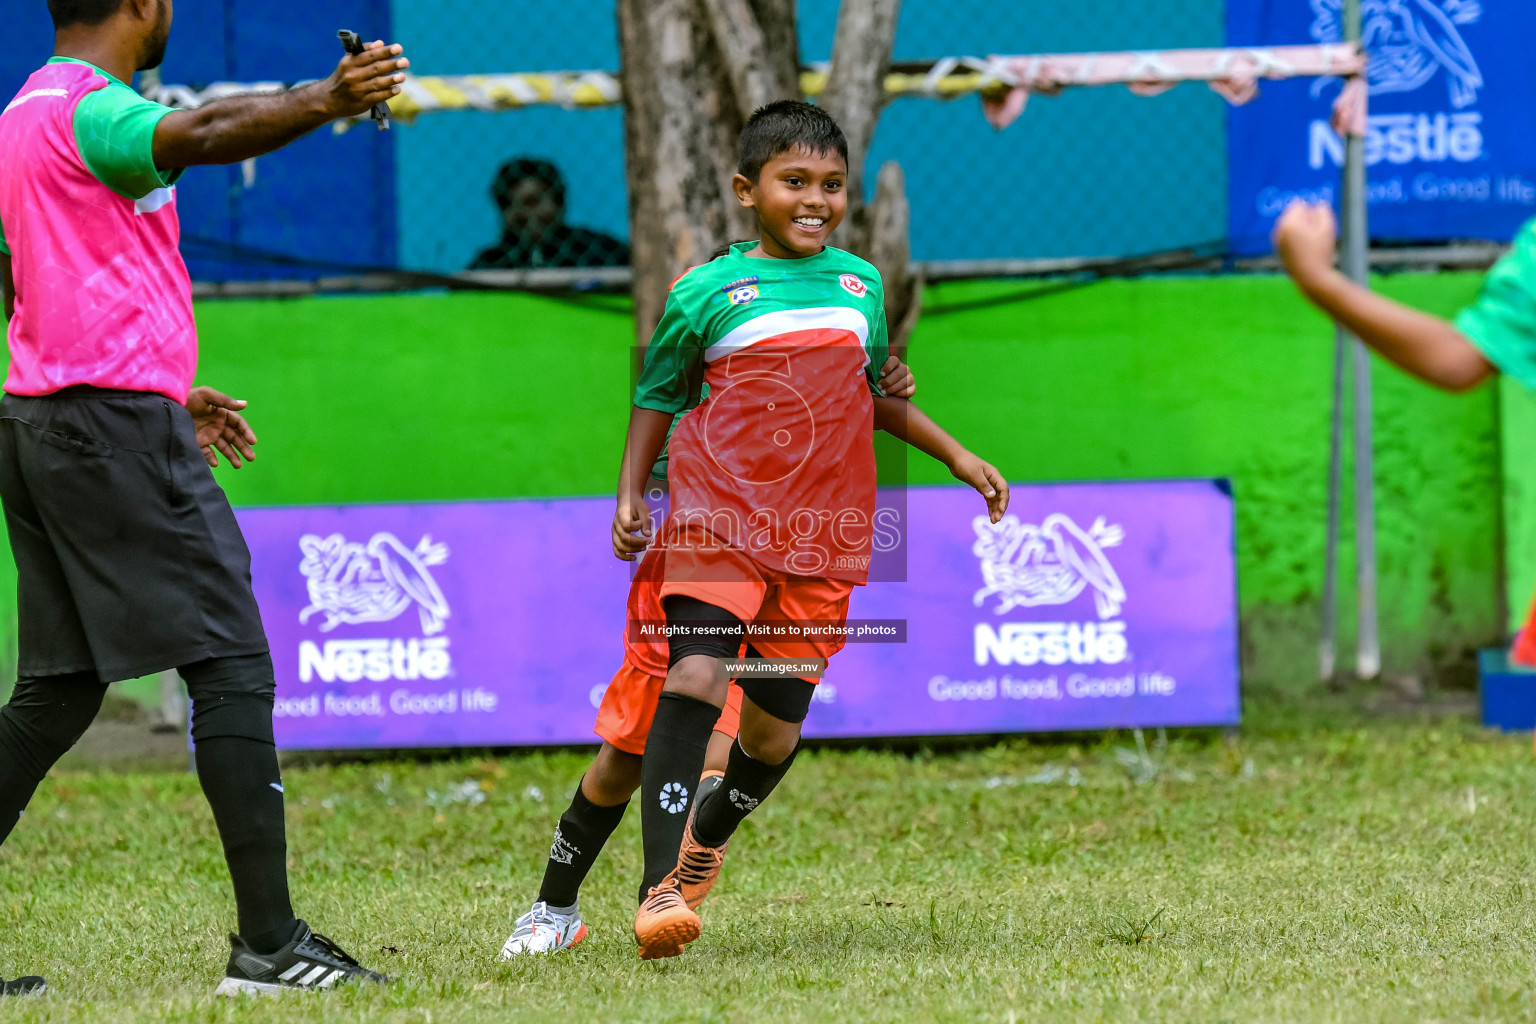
[1,1,395,281]
[391,0,626,274]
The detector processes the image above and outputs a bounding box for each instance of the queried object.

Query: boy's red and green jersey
[634,243,889,583]
[1456,218,1536,390]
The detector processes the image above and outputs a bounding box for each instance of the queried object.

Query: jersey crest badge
[839,273,867,298]
[723,276,760,305]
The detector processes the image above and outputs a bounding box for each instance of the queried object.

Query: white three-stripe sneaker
[214,920,387,996]
[499,901,588,958]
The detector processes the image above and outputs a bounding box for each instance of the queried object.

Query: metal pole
[1320,326,1346,682]
[1341,0,1380,679]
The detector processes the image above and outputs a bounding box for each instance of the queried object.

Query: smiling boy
[496,349,917,960]
[613,100,1009,959]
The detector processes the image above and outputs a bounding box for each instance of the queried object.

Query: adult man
[469,157,630,270]
[0,0,408,996]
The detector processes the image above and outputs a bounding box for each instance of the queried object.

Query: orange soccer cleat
[633,875,700,960]
[677,770,730,911]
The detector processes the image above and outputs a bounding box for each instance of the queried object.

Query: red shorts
[595,658,743,755]
[601,543,850,754]
[657,541,855,665]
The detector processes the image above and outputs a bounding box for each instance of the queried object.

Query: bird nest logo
[972,514,1127,619]
[1310,0,1482,107]
[298,532,452,635]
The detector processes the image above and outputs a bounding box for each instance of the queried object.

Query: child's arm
[873,396,1009,523]
[612,407,675,561]
[616,274,707,560]
[1273,200,1493,392]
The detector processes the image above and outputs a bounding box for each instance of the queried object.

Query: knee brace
[737,676,817,724]
[662,595,745,666]
[181,653,277,744]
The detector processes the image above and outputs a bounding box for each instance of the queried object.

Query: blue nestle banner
[1228,0,1536,254]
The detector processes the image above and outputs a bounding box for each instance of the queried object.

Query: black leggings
[0,653,298,951]
[0,671,105,842]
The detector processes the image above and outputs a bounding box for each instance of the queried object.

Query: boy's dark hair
[47,0,124,28]
[738,100,849,182]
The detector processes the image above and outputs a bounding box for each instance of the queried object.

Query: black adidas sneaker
[1,975,46,996]
[214,920,386,996]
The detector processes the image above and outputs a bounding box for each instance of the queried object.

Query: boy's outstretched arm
[1274,199,1493,392]
[873,396,1009,523]
[613,406,675,560]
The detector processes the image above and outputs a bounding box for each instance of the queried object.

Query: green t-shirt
[636,242,889,408]
[636,242,890,482]
[1454,218,1536,389]
[0,57,179,256]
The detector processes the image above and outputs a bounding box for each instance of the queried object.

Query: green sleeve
[633,284,707,414]
[864,299,890,397]
[0,211,8,256]
[72,83,182,201]
[1455,222,1536,391]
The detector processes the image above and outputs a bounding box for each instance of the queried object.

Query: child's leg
[503,660,665,957]
[636,629,733,899]
[692,679,813,847]
[703,721,735,775]
[531,658,666,910]
[633,558,762,957]
[690,577,849,848]
[536,743,639,910]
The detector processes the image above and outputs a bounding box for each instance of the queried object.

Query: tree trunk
[819,0,919,354]
[620,0,918,351]
[701,0,799,119]
[818,0,901,231]
[618,0,750,343]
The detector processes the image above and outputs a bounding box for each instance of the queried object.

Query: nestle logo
[973,622,1128,667]
[298,638,452,683]
[1309,112,1483,169]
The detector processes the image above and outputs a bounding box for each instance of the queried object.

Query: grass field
[2,697,1535,1023]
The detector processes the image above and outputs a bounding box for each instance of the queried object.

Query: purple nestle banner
[238,479,1239,750]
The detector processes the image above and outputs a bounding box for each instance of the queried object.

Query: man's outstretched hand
[186,387,257,469]
[321,41,409,120]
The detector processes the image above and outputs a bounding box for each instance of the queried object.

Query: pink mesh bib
[0,62,196,402]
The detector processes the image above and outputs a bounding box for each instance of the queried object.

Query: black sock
[693,738,799,848]
[183,655,297,956]
[637,692,720,901]
[0,674,106,845]
[195,734,296,954]
[536,782,628,909]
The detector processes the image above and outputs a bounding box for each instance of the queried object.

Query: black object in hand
[338,29,392,131]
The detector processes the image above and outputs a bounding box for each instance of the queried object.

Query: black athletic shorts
[0,387,269,682]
